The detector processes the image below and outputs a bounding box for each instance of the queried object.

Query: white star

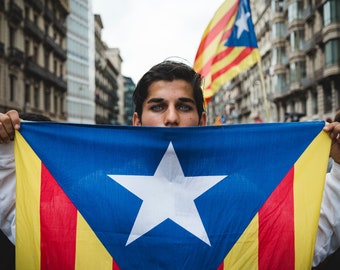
[108,142,227,246]
[235,5,251,39]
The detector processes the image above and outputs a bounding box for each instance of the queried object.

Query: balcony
[315,0,323,9]
[8,47,24,66]
[44,7,54,22]
[303,37,317,54]
[53,45,67,61]
[303,6,314,22]
[315,30,323,45]
[26,0,43,13]
[46,71,67,91]
[7,1,23,26]
[54,20,66,36]
[25,58,47,79]
[301,76,315,89]
[44,34,67,61]
[56,0,70,14]
[315,68,324,81]
[24,18,44,41]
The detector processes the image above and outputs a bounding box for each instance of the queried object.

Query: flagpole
[257,58,270,122]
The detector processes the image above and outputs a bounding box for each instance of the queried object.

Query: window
[9,27,14,47]
[44,88,51,111]
[54,94,58,114]
[324,86,332,113]
[272,0,284,13]
[290,61,306,84]
[25,83,30,105]
[33,43,38,62]
[274,73,287,94]
[25,39,30,57]
[288,1,303,22]
[290,30,305,52]
[9,75,15,101]
[272,46,286,65]
[312,91,318,115]
[325,39,340,67]
[272,22,286,39]
[54,59,58,75]
[45,51,49,69]
[323,0,340,26]
[34,84,39,108]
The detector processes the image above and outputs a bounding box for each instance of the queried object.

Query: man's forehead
[147,80,194,98]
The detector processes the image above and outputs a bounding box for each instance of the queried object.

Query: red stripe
[40,164,78,270]
[211,47,254,81]
[217,262,224,269]
[198,29,233,76]
[195,1,239,61]
[258,167,295,270]
[112,259,121,269]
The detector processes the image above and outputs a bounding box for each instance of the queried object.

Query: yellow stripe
[194,16,237,71]
[294,130,331,269]
[14,132,41,269]
[210,49,260,93]
[194,0,238,71]
[75,212,113,270]
[201,0,238,39]
[223,214,259,269]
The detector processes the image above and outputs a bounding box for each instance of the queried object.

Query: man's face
[133,80,206,127]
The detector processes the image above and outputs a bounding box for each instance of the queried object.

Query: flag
[14,121,330,269]
[194,0,261,104]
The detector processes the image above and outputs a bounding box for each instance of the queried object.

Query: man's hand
[0,110,20,144]
[323,122,340,164]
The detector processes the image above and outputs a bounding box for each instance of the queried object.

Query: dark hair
[133,60,205,120]
[334,109,340,122]
[19,113,51,121]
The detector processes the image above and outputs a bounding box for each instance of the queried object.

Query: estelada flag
[194,0,261,104]
[14,121,330,269]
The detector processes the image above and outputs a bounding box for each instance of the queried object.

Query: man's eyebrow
[146,97,196,104]
[178,97,196,104]
[147,98,164,104]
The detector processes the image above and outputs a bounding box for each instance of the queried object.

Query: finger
[0,111,18,142]
[0,121,11,143]
[7,110,21,130]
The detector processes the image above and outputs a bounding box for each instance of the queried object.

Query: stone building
[94,14,119,125]
[208,0,340,124]
[0,0,69,121]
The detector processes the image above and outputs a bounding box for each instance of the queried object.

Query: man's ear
[199,112,207,126]
[133,112,142,126]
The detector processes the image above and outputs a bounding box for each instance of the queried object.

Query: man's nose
[164,107,179,127]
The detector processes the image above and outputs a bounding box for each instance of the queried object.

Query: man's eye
[178,104,192,111]
[150,105,164,112]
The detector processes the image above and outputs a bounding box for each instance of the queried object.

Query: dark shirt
[0,230,15,270]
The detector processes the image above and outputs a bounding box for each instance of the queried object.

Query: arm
[0,110,20,244]
[313,122,340,266]
[313,161,340,266]
[0,142,16,244]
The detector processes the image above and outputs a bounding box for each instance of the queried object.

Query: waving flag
[194,0,261,104]
[14,122,330,269]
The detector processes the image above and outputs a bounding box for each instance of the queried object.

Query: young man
[132,61,206,127]
[1,60,340,268]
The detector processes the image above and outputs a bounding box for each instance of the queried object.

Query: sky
[92,0,225,84]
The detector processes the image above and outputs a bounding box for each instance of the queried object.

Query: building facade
[123,76,135,125]
[208,0,340,124]
[0,0,69,121]
[94,14,119,125]
[105,47,125,125]
[66,0,94,123]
